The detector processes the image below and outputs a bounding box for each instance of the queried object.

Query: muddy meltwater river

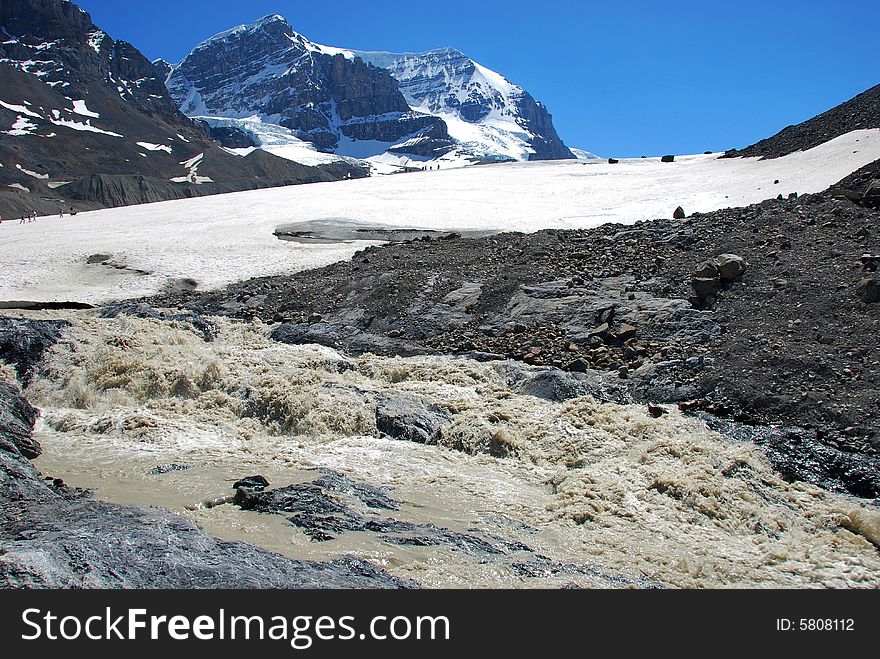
[14,311,880,588]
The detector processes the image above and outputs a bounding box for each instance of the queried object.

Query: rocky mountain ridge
[0,0,366,216]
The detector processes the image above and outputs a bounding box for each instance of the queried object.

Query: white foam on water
[24,313,880,589]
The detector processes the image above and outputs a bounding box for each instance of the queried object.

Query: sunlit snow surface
[1,129,878,304]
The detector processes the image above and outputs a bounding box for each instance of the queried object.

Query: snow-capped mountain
[166,15,453,163]
[165,15,575,166]
[347,47,575,162]
[0,0,365,214]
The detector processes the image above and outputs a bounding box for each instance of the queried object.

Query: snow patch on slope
[197,115,354,167]
[0,100,42,118]
[71,99,100,118]
[137,141,172,153]
[4,115,39,136]
[49,117,122,137]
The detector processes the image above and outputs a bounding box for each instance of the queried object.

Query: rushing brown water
[19,311,880,588]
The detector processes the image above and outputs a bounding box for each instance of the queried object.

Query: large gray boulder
[375,392,452,444]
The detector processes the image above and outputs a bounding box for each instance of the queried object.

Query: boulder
[715,254,748,281]
[858,253,880,272]
[693,261,720,280]
[375,392,452,444]
[857,276,880,303]
[615,324,638,342]
[692,276,721,299]
[587,323,611,338]
[233,475,271,490]
[863,180,880,207]
[661,155,676,163]
[673,206,687,220]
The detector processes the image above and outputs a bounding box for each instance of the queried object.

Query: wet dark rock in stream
[147,463,191,476]
[233,469,665,587]
[0,318,70,386]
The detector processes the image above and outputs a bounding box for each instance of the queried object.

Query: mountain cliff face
[0,0,366,215]
[166,16,453,159]
[165,16,574,164]
[352,47,575,162]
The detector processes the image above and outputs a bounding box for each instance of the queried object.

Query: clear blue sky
[75,0,880,157]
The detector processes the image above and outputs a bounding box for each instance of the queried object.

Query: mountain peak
[253,14,288,27]
[195,13,297,51]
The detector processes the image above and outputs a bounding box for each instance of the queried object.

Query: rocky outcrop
[167,16,451,157]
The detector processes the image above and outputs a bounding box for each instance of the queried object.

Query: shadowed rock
[0,318,70,386]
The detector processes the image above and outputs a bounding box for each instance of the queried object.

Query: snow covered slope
[1,129,877,304]
[340,47,575,163]
[196,116,355,167]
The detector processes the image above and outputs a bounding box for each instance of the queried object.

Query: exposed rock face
[151,57,173,83]
[0,0,367,217]
[167,16,452,157]
[353,47,574,161]
[0,317,69,386]
[0,355,413,589]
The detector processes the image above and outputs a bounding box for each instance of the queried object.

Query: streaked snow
[1,129,877,304]
[571,148,602,160]
[137,141,173,153]
[195,115,346,167]
[0,100,42,118]
[170,152,213,184]
[50,117,122,137]
[15,164,48,179]
[3,115,39,136]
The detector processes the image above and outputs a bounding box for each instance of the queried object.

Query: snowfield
[1,129,878,304]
